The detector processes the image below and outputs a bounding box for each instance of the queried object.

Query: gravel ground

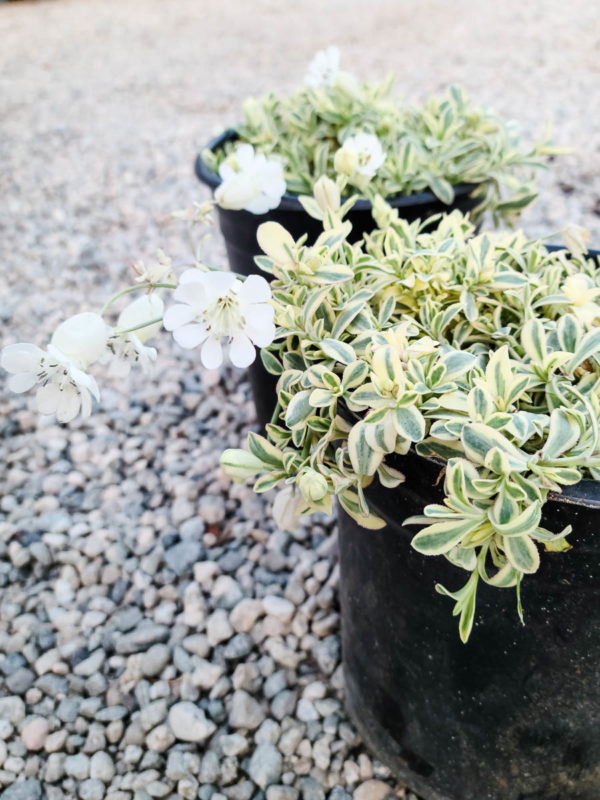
[1,2,600,800]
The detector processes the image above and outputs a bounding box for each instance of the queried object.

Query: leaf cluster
[221,205,600,640]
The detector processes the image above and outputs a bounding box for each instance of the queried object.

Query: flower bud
[51,312,110,367]
[118,294,165,343]
[313,176,341,214]
[563,224,591,259]
[272,486,305,532]
[298,469,328,503]
[334,145,358,177]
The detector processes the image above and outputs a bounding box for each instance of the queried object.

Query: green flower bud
[298,469,328,502]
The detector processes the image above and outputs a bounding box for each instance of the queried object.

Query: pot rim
[195,129,481,212]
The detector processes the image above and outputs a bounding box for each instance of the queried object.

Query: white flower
[132,249,175,285]
[272,486,305,532]
[561,274,600,325]
[215,144,286,215]
[563,224,591,259]
[163,269,275,369]
[305,47,340,88]
[1,342,100,423]
[107,294,164,376]
[334,133,386,180]
[50,312,110,367]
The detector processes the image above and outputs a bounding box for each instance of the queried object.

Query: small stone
[198,495,225,524]
[328,790,351,800]
[181,634,210,657]
[352,781,394,800]
[165,540,203,576]
[0,698,25,726]
[271,689,297,721]
[230,599,263,633]
[79,779,105,800]
[193,561,219,584]
[6,668,35,695]
[191,659,224,690]
[141,644,171,678]
[267,788,300,800]
[199,750,220,783]
[44,730,67,753]
[64,753,90,780]
[90,752,115,783]
[74,649,105,677]
[0,779,43,800]
[297,699,319,722]
[254,720,279,747]
[140,699,168,731]
[168,702,216,743]
[223,633,253,660]
[228,690,266,731]
[145,781,171,798]
[0,720,13,740]
[232,663,261,693]
[20,717,48,752]
[206,609,233,646]
[300,778,326,800]
[247,743,283,790]
[145,724,175,752]
[115,624,169,655]
[282,727,307,761]
[44,752,66,782]
[262,596,295,624]
[220,733,248,757]
[178,777,199,800]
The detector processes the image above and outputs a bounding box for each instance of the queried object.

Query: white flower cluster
[215,143,286,215]
[1,268,275,423]
[164,270,274,369]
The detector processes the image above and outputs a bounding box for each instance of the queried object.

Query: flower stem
[100,283,177,316]
[113,317,163,336]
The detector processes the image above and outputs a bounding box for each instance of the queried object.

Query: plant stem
[113,317,163,336]
[100,283,177,316]
[270,402,282,426]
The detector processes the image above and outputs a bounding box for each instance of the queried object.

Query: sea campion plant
[219,185,600,641]
[2,182,597,641]
[202,48,563,224]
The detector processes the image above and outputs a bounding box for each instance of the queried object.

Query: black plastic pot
[195,131,481,428]
[338,393,600,798]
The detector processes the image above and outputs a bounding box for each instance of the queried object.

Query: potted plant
[196,48,563,426]
[3,191,599,800]
[217,201,600,800]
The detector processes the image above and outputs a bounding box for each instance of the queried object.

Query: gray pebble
[0,779,43,800]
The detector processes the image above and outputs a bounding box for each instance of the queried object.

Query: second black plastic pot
[195,131,481,428]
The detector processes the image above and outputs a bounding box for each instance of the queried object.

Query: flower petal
[173,323,209,349]
[1,343,44,374]
[201,337,223,369]
[244,319,276,348]
[56,387,81,423]
[51,312,109,367]
[179,268,206,285]
[245,194,274,215]
[238,275,272,304]
[36,383,61,414]
[229,334,256,368]
[163,304,196,331]
[8,372,38,393]
[202,271,239,304]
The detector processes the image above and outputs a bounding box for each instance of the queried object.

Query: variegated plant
[221,182,600,641]
[202,50,563,225]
